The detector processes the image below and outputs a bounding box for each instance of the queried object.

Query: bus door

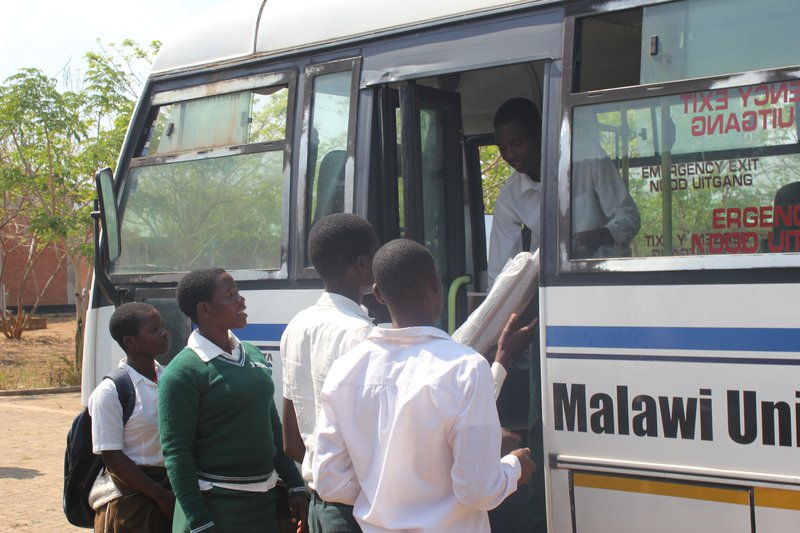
[375,84,468,329]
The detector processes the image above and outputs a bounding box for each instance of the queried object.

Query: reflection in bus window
[395,106,405,237]
[144,87,288,155]
[571,126,641,259]
[420,107,448,279]
[572,79,800,257]
[114,151,284,273]
[305,70,353,234]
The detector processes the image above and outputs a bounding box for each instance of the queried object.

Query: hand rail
[447,275,471,335]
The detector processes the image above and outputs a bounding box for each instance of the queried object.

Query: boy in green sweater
[159,268,307,533]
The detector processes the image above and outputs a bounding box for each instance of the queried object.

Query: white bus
[86,0,800,531]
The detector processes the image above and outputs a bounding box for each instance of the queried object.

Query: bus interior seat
[313,149,346,224]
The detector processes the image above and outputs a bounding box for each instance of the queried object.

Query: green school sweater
[158,341,303,531]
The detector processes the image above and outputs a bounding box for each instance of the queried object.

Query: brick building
[1,242,88,314]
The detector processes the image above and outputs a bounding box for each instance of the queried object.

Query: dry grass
[0,316,80,390]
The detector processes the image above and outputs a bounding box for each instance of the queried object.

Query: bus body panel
[151,0,263,74]
[541,283,800,531]
[81,302,120,405]
[151,0,557,75]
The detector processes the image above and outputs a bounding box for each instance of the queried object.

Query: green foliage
[480,144,511,214]
[0,40,158,340]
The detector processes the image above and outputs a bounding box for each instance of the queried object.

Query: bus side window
[301,60,360,271]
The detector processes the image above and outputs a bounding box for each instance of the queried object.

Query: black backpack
[63,368,136,528]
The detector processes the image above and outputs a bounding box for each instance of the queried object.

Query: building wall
[1,242,88,309]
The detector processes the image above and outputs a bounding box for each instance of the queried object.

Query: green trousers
[309,492,361,533]
[172,487,277,532]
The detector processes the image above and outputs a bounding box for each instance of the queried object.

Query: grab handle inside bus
[447,275,472,335]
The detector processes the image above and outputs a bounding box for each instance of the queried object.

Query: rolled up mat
[453,249,539,355]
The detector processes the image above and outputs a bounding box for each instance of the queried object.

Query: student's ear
[122,335,137,352]
[373,283,387,306]
[196,301,210,322]
[429,272,442,295]
[355,253,374,281]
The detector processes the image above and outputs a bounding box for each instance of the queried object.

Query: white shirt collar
[515,171,542,195]
[318,292,373,322]
[188,329,243,362]
[118,357,163,385]
[366,325,451,343]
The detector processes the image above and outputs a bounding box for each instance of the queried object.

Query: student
[313,238,535,533]
[159,268,307,533]
[282,213,379,533]
[88,302,174,532]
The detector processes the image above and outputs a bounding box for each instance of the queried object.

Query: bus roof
[151,0,547,75]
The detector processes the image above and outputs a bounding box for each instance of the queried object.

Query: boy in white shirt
[313,238,535,533]
[88,302,174,532]
[281,213,380,533]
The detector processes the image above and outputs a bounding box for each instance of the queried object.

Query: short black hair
[176,267,226,323]
[308,213,378,281]
[373,239,436,311]
[493,98,541,138]
[109,302,157,350]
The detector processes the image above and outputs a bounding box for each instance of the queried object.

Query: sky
[0,0,227,85]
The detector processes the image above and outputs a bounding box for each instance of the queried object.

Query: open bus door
[374,83,469,330]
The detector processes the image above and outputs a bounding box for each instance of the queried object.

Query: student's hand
[510,447,536,485]
[155,487,175,518]
[572,227,614,257]
[496,313,538,370]
[289,493,309,533]
[500,428,522,456]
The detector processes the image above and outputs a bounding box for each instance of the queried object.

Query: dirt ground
[0,316,80,390]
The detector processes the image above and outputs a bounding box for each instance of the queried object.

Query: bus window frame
[108,69,298,284]
[295,56,362,280]
[558,5,800,276]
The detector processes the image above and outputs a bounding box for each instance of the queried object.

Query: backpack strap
[104,368,136,424]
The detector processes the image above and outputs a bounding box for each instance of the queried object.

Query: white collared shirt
[313,326,521,533]
[488,170,542,286]
[281,292,374,485]
[187,329,243,364]
[89,358,164,466]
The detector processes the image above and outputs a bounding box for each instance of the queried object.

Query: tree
[0,69,87,339]
[70,39,160,360]
[0,40,159,353]
[480,144,510,214]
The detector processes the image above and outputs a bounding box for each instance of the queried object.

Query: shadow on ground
[0,466,42,479]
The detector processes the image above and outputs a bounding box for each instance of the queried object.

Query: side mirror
[95,168,120,262]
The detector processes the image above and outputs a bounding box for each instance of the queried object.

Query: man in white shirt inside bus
[488,98,543,287]
[488,98,640,279]
[313,238,535,533]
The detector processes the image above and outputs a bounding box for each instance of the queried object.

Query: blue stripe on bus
[546,352,800,366]
[232,323,287,343]
[546,326,800,353]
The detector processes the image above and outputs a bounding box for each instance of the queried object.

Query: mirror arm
[92,199,124,306]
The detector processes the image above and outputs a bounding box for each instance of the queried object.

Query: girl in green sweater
[159,268,307,533]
